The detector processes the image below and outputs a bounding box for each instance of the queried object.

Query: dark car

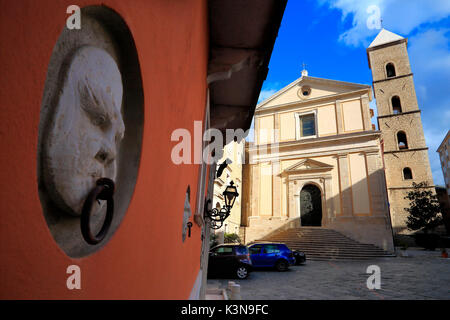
[207,244,252,279]
[292,250,306,265]
[248,242,296,271]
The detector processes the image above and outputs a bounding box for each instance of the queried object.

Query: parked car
[207,244,252,279]
[292,250,306,265]
[248,242,296,271]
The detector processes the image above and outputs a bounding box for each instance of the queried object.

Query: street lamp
[205,181,239,229]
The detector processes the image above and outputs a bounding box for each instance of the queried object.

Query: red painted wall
[0,0,208,299]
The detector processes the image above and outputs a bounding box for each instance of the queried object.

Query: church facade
[241,69,395,252]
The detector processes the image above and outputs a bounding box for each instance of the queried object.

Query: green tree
[404,182,443,233]
[224,233,241,244]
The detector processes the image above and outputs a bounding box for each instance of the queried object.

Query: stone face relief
[42,46,125,217]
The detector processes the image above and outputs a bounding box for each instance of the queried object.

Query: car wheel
[275,260,288,272]
[236,266,249,279]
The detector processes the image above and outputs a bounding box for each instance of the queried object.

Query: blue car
[248,242,296,271]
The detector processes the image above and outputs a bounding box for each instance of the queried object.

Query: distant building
[213,140,244,237]
[437,130,450,196]
[435,186,450,234]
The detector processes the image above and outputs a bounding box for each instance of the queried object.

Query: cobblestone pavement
[207,249,450,300]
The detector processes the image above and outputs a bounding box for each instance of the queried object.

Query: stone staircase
[258,227,396,261]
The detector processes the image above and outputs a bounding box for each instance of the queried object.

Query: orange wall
[0,0,208,299]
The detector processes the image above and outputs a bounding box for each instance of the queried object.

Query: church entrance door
[300,184,322,226]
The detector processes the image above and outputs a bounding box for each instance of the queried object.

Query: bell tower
[367,29,434,234]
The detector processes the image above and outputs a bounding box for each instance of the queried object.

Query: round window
[302,86,311,96]
[298,85,311,98]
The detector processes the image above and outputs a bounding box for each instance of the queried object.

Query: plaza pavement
[207,249,450,300]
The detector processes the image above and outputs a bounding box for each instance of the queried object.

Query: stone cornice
[247,130,381,151]
[255,88,371,116]
[377,110,421,119]
[383,147,429,154]
[372,73,413,85]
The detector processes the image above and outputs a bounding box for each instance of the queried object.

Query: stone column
[274,113,280,143]
[272,161,281,217]
[251,163,260,217]
[366,151,389,217]
[336,153,353,217]
[324,176,334,224]
[288,180,296,218]
[361,95,371,131]
[335,100,344,134]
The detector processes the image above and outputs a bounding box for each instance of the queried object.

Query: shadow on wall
[240,166,396,252]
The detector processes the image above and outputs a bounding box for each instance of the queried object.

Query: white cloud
[257,88,278,104]
[319,0,450,47]
[245,118,255,142]
[318,1,450,185]
[409,28,450,186]
[369,98,378,128]
[424,127,447,186]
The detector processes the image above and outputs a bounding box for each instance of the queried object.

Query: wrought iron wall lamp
[204,181,239,230]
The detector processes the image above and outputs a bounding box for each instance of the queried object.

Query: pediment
[283,159,333,174]
[257,76,370,110]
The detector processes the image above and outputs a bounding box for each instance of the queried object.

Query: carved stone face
[43,47,124,216]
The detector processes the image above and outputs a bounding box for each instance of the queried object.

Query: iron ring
[80,178,115,245]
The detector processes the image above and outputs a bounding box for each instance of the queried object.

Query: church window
[392,96,402,114]
[397,131,408,150]
[299,113,316,137]
[386,63,396,78]
[301,85,311,97]
[403,167,413,180]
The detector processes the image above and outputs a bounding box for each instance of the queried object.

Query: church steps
[258,227,395,260]
[273,244,389,251]
[263,239,386,247]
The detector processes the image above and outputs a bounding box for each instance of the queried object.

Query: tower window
[386,63,396,78]
[403,167,413,180]
[392,96,402,114]
[397,131,408,150]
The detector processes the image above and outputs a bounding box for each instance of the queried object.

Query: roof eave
[207,0,288,144]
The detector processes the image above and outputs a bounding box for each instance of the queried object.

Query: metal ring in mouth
[80,178,115,245]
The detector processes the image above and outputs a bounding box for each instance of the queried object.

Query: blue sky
[255,0,450,186]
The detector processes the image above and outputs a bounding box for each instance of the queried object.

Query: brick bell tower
[367,29,434,234]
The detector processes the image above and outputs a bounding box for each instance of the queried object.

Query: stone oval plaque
[37,6,144,257]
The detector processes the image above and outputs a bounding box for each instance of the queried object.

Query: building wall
[212,140,244,235]
[437,130,450,196]
[0,0,209,299]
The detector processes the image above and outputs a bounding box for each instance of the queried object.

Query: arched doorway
[300,184,322,226]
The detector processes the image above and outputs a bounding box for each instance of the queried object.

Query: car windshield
[263,244,280,254]
[249,245,262,254]
[235,246,248,255]
[213,246,234,255]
